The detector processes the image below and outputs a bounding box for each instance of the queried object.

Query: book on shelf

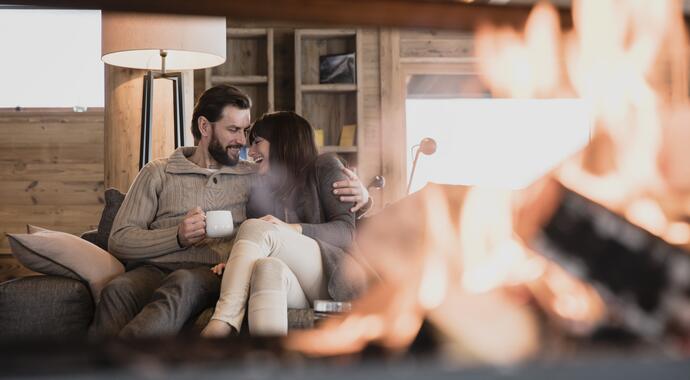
[314,129,325,148]
[339,124,356,147]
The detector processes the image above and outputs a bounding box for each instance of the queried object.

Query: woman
[202,111,367,337]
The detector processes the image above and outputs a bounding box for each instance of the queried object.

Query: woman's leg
[202,218,327,337]
[247,258,309,336]
[263,224,329,302]
[247,228,331,336]
[202,219,276,336]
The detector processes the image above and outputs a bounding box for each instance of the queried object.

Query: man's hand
[259,215,302,234]
[333,167,370,213]
[177,207,206,247]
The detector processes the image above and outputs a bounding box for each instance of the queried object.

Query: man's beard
[208,132,241,167]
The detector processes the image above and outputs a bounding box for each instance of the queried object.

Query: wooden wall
[0,109,105,254]
[399,29,474,63]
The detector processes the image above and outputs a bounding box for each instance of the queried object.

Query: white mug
[205,210,234,238]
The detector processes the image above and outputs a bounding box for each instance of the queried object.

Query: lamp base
[140,71,186,169]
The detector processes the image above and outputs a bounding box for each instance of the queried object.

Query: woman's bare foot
[201,319,237,338]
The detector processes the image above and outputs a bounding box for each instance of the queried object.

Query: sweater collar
[165,147,257,176]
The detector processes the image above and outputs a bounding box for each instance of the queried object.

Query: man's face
[206,105,250,166]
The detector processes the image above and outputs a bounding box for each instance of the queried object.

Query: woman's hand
[260,215,302,234]
[211,263,225,276]
[333,167,371,213]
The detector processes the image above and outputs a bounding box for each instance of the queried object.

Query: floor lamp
[101,12,226,169]
[407,137,437,194]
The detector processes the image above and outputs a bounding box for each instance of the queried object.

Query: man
[90,85,369,338]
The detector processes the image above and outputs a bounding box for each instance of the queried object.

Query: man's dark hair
[191,85,252,144]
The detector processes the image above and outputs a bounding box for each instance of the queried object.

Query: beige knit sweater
[108,147,257,265]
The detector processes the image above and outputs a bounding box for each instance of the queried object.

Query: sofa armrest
[0,275,93,340]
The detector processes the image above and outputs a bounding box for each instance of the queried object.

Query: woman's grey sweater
[246,154,364,301]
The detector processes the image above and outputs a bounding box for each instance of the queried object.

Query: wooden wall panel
[379,28,406,205]
[399,29,474,62]
[0,109,105,254]
[358,28,383,206]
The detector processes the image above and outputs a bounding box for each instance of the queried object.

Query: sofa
[0,189,314,341]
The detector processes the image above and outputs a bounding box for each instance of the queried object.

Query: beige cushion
[7,225,125,302]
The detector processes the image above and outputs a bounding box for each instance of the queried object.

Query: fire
[287,182,604,362]
[480,0,690,243]
[287,0,690,363]
[475,2,564,99]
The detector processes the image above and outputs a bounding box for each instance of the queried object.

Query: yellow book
[314,129,324,148]
[339,124,356,147]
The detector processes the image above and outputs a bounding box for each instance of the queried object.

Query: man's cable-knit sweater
[108,147,257,265]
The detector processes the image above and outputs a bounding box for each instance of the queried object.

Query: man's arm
[108,163,182,261]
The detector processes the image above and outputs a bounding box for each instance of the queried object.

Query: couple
[90,85,370,338]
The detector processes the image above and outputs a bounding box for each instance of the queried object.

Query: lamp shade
[101,12,226,70]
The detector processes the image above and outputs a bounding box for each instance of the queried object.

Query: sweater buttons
[213,177,218,184]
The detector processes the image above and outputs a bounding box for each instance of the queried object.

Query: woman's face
[248,136,271,175]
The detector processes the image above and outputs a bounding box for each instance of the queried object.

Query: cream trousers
[210,218,328,336]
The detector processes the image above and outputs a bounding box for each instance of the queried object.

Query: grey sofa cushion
[95,188,126,251]
[0,275,93,340]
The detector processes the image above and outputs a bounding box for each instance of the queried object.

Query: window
[0,9,103,108]
[405,74,591,191]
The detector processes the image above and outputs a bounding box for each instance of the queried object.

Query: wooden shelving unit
[295,28,363,167]
[300,84,357,92]
[206,28,274,122]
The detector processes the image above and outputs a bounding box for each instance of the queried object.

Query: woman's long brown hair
[249,111,319,200]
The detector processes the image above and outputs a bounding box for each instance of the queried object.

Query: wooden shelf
[399,56,476,64]
[211,75,268,85]
[206,28,274,122]
[227,28,269,38]
[319,145,358,154]
[300,84,357,92]
[298,29,357,39]
[296,28,362,165]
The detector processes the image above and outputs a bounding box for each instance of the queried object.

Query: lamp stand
[407,147,422,195]
[406,137,437,194]
[139,51,186,169]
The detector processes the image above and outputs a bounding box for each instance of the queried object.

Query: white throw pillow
[7,225,125,302]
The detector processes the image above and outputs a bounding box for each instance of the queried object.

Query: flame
[286,0,690,363]
[286,183,604,362]
[479,0,690,243]
[459,187,524,293]
[476,2,563,98]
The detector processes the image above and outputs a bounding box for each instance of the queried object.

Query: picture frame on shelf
[319,52,356,84]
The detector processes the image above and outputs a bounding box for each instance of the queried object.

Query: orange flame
[286,0,690,363]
